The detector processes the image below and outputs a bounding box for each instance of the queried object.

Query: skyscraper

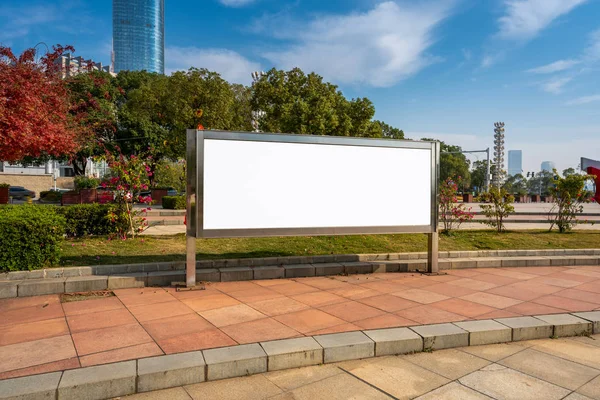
[113,0,165,74]
[541,161,556,172]
[508,150,522,176]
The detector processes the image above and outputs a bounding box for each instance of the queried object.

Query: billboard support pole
[427,141,440,274]
[186,129,198,288]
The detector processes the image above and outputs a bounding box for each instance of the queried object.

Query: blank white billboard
[195,132,437,237]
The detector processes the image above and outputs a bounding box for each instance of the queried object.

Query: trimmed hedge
[0,205,66,271]
[162,195,186,210]
[56,204,115,237]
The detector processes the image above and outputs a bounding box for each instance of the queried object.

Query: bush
[548,170,596,233]
[162,195,186,210]
[0,183,9,188]
[55,204,115,237]
[0,205,65,271]
[74,176,99,190]
[477,187,515,233]
[40,191,63,202]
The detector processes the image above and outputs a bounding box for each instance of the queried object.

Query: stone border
[2,311,598,399]
[2,252,600,298]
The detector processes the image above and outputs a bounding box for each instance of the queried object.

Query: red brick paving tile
[401,279,439,289]
[424,283,477,298]
[514,267,567,275]
[0,303,64,328]
[354,314,416,330]
[391,288,450,304]
[427,274,461,283]
[299,277,350,290]
[221,318,300,344]
[116,290,176,307]
[563,269,600,280]
[0,294,60,311]
[357,294,420,313]
[158,329,237,354]
[306,323,362,336]
[379,273,422,281]
[0,357,80,380]
[534,277,582,288]
[211,281,263,293]
[473,309,522,320]
[395,305,466,325]
[460,293,522,309]
[128,300,194,323]
[509,281,564,295]
[445,269,483,278]
[254,279,295,287]
[62,297,124,316]
[430,298,497,318]
[79,342,163,367]
[181,293,240,312]
[470,274,520,286]
[291,291,346,307]
[0,335,77,373]
[113,287,169,297]
[483,269,537,280]
[358,281,409,293]
[532,295,599,312]
[247,297,310,316]
[485,285,544,302]
[448,278,500,291]
[505,302,567,316]
[274,309,345,334]
[71,323,152,356]
[164,286,222,300]
[331,275,377,284]
[576,282,600,294]
[270,282,319,296]
[67,308,137,333]
[0,318,69,346]
[228,288,285,303]
[199,304,267,327]
[548,272,598,283]
[319,301,386,322]
[328,287,382,300]
[141,313,215,340]
[553,288,600,305]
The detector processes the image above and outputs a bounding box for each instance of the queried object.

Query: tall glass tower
[507,150,522,176]
[113,0,164,74]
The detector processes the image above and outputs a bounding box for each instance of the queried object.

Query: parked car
[9,186,36,199]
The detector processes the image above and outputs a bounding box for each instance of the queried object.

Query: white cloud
[566,94,600,105]
[497,0,588,41]
[584,29,600,61]
[261,1,455,87]
[481,54,503,68]
[218,0,257,7]
[540,76,573,94]
[165,47,261,85]
[526,59,580,74]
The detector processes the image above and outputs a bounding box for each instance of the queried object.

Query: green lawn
[58,230,600,267]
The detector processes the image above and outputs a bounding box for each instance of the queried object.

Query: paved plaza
[120,334,600,399]
[2,265,600,380]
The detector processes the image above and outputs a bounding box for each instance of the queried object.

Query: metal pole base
[427,232,439,274]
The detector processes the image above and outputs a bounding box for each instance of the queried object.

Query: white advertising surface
[201,136,433,235]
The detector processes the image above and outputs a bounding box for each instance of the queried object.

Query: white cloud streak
[165,47,261,85]
[526,59,580,74]
[540,76,573,94]
[566,94,600,105]
[261,1,455,88]
[497,0,588,41]
[218,0,257,7]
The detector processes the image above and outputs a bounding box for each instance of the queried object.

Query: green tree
[374,120,404,139]
[548,170,595,233]
[421,139,471,187]
[470,160,493,194]
[251,68,383,137]
[478,187,515,233]
[503,173,527,195]
[563,167,576,177]
[526,170,554,196]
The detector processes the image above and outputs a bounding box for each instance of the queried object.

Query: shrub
[439,176,474,234]
[55,204,115,237]
[0,183,9,188]
[548,170,596,233]
[0,205,65,271]
[40,191,63,202]
[477,187,515,233]
[162,195,186,210]
[74,176,99,190]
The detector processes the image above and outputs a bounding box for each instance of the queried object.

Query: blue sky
[1,0,600,172]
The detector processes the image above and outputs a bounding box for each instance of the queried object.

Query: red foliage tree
[0,45,78,162]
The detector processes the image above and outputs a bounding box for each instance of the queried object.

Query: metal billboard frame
[185,129,440,287]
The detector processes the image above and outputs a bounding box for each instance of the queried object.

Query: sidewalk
[124,334,600,399]
[2,265,600,380]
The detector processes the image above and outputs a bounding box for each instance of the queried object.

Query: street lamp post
[492,122,505,188]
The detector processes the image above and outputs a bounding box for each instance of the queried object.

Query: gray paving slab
[147,270,185,286]
[58,360,136,400]
[17,278,65,297]
[454,320,512,346]
[260,337,323,371]
[415,381,493,399]
[342,262,373,275]
[410,323,469,350]
[284,265,316,278]
[535,314,593,337]
[313,331,375,363]
[108,273,147,289]
[495,316,553,341]
[252,266,284,280]
[138,351,206,392]
[64,276,108,292]
[370,262,400,273]
[0,371,61,400]
[573,311,600,334]
[195,268,220,282]
[0,280,18,299]
[314,263,344,276]
[203,343,267,380]
[363,327,423,356]
[219,267,253,282]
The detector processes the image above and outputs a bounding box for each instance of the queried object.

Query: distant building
[55,53,114,79]
[508,150,522,176]
[113,0,165,74]
[541,161,556,172]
